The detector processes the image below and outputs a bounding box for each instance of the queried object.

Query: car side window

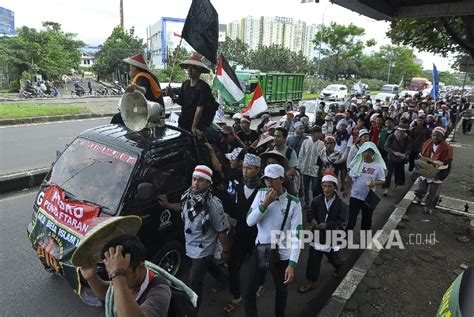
[146,148,189,196]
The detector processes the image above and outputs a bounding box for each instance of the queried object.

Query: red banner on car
[39,184,99,236]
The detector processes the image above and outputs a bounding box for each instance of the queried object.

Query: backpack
[152,277,196,317]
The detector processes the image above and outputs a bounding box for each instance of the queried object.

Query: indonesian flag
[241,83,267,118]
[214,54,244,104]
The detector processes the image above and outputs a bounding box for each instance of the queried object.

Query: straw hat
[260,150,289,171]
[123,54,150,71]
[71,216,142,268]
[256,134,275,148]
[179,54,210,73]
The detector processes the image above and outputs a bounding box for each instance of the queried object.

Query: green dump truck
[222,70,305,116]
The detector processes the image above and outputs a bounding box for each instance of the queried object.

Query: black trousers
[462,119,472,134]
[347,197,374,230]
[189,256,228,316]
[305,246,342,282]
[384,160,406,188]
[408,151,419,171]
[244,249,288,317]
[228,237,265,299]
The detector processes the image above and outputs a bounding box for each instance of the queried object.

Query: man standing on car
[112,54,165,125]
[245,164,303,317]
[159,165,230,316]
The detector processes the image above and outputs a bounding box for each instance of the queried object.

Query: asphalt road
[0,117,111,175]
[1,178,411,316]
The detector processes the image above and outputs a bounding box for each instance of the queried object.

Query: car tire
[286,101,293,112]
[151,240,184,276]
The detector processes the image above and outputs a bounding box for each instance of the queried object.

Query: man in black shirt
[237,116,259,148]
[173,54,216,137]
[112,54,164,125]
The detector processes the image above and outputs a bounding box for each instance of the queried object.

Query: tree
[313,22,375,80]
[92,26,146,81]
[155,46,189,83]
[360,45,423,85]
[218,37,249,67]
[387,16,474,58]
[247,44,311,73]
[0,22,84,82]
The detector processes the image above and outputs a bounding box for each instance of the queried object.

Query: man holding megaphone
[111,54,165,125]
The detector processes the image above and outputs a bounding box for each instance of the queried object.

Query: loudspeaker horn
[120,90,165,131]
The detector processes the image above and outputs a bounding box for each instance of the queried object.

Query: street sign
[0,7,15,36]
[459,56,474,73]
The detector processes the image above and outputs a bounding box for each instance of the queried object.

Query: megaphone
[119,90,165,131]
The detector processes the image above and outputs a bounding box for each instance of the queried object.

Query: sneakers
[256,285,265,297]
[413,197,422,205]
[424,207,433,214]
[382,188,389,196]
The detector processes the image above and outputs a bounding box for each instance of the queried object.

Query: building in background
[148,17,226,70]
[227,16,317,60]
[79,46,99,76]
[0,7,15,36]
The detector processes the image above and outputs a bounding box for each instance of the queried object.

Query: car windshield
[301,101,317,113]
[48,138,137,213]
[381,86,394,93]
[325,85,339,91]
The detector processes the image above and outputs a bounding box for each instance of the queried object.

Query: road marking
[0,117,111,129]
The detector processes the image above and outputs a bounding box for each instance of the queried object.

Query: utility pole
[120,0,124,28]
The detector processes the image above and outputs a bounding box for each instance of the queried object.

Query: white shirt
[350,162,386,201]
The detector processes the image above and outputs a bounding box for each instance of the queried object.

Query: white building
[80,46,99,75]
[241,16,262,50]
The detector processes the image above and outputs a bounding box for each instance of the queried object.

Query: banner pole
[168,36,184,86]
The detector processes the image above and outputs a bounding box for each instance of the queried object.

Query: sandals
[298,282,317,293]
[223,298,241,314]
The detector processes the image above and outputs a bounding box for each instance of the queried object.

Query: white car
[320,84,348,101]
[373,84,400,101]
[160,83,182,116]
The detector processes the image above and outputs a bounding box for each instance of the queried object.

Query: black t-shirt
[237,129,259,148]
[135,72,165,105]
[177,79,213,131]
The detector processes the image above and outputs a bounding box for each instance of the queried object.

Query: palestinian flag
[241,83,267,118]
[214,55,244,104]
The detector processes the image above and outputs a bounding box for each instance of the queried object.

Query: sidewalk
[341,132,474,316]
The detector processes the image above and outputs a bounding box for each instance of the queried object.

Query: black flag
[181,0,219,64]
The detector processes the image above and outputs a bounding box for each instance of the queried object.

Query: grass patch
[303,92,320,100]
[0,103,89,119]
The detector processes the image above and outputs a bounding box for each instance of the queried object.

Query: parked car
[27,123,202,297]
[399,90,420,98]
[373,84,400,101]
[320,84,348,101]
[160,83,182,116]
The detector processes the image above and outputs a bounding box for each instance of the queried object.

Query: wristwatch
[109,269,127,280]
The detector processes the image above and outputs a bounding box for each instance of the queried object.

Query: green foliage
[218,37,249,67]
[155,46,189,83]
[387,17,474,57]
[246,44,310,73]
[0,103,88,119]
[92,26,146,81]
[313,22,375,80]
[0,22,84,82]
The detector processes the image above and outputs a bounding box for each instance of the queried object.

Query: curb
[0,113,115,126]
[319,121,461,316]
[0,167,50,194]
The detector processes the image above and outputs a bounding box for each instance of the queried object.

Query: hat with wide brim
[179,54,210,73]
[123,54,150,71]
[256,134,275,148]
[71,216,142,268]
[260,150,289,171]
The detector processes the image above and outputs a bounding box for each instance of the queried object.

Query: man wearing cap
[322,114,335,136]
[413,127,453,214]
[224,147,246,198]
[408,115,431,172]
[219,125,246,154]
[159,165,229,315]
[245,164,303,317]
[237,116,259,149]
[232,113,242,134]
[111,54,165,125]
[382,124,411,196]
[172,54,216,137]
[298,172,348,293]
[298,125,324,209]
[224,154,265,314]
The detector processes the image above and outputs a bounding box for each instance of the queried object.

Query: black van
[27,123,201,295]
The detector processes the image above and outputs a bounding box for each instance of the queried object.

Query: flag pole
[168,36,184,86]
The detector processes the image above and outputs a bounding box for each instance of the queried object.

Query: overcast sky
[5,0,453,71]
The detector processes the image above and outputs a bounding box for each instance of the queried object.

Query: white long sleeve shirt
[247,189,303,268]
